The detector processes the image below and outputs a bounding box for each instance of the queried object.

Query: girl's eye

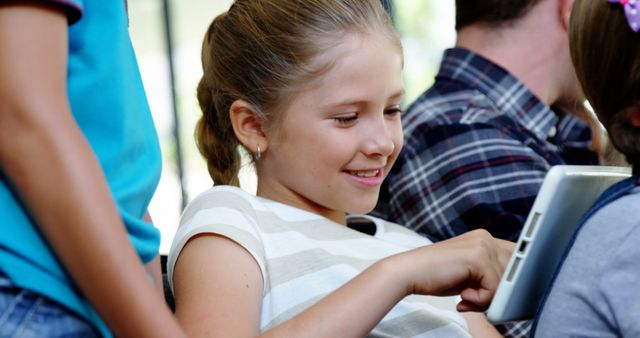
[385,106,403,116]
[334,114,358,125]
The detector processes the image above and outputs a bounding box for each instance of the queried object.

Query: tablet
[486,165,632,323]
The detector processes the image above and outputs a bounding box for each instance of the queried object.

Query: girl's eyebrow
[325,89,406,108]
[388,89,405,101]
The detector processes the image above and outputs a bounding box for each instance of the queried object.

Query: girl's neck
[256,184,347,226]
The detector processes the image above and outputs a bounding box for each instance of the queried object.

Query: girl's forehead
[310,32,401,85]
[281,40,402,117]
[265,30,403,127]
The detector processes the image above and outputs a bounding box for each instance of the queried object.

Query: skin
[456,0,577,107]
[173,30,512,337]
[456,0,608,156]
[256,32,404,225]
[0,3,184,337]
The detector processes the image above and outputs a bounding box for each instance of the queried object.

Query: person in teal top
[0,1,184,337]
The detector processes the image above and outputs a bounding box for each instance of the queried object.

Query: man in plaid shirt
[374,0,602,336]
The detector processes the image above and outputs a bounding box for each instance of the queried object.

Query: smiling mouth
[345,169,381,178]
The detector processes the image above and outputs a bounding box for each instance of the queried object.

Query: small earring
[255,144,261,160]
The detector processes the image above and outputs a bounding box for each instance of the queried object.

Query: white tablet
[486,165,632,323]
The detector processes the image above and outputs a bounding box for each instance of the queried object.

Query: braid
[195,13,241,186]
[195,82,241,187]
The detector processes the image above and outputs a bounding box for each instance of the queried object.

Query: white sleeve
[166,188,267,295]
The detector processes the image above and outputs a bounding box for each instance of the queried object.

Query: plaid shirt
[374,48,598,243]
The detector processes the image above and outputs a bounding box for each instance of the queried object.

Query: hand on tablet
[389,229,514,311]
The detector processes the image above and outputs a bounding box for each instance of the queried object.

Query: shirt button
[548,126,557,138]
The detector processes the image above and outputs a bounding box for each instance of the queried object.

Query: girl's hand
[390,229,514,312]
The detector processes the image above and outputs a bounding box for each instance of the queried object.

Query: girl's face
[257,31,404,225]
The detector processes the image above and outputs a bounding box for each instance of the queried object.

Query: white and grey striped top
[168,185,470,337]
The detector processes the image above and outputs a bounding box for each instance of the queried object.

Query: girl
[168,1,512,337]
[533,0,640,336]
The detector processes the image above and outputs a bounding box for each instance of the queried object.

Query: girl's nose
[362,117,396,157]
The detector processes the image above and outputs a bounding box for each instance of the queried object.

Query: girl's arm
[173,230,512,338]
[0,4,184,337]
[463,312,503,338]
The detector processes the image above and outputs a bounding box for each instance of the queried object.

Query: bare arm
[0,4,183,337]
[463,312,503,338]
[173,230,512,338]
[145,254,165,297]
[144,212,166,297]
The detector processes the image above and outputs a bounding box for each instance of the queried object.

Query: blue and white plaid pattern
[497,320,533,338]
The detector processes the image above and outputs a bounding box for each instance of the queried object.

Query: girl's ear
[229,99,268,156]
[559,0,574,31]
[630,106,640,127]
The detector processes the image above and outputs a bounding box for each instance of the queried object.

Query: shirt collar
[437,47,559,141]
